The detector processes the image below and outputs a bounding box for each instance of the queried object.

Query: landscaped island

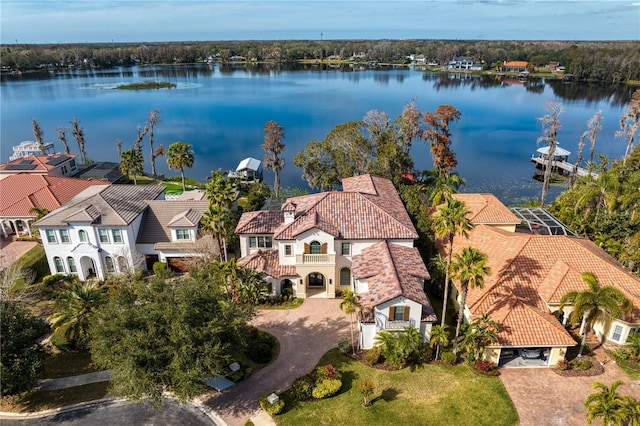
[116,81,175,90]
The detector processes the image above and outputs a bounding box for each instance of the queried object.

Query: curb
[0,397,125,420]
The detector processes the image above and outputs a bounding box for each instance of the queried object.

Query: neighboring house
[35,185,165,281]
[0,154,79,180]
[503,61,528,72]
[448,56,482,71]
[236,174,436,346]
[35,185,212,280]
[437,193,640,367]
[0,173,110,238]
[9,140,55,161]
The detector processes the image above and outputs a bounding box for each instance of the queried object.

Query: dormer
[282,201,296,224]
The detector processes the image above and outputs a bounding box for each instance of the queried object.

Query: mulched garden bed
[553,359,604,377]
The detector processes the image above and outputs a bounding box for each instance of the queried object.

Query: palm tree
[429,324,450,361]
[166,142,194,191]
[421,170,466,207]
[29,207,50,222]
[340,290,362,354]
[119,148,144,184]
[585,380,634,426]
[48,281,106,348]
[560,272,632,357]
[201,205,229,261]
[432,198,473,326]
[450,247,491,349]
[459,313,501,362]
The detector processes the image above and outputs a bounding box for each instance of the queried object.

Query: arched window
[310,241,322,254]
[53,256,64,273]
[340,268,351,287]
[67,257,77,273]
[78,230,88,242]
[105,256,115,273]
[117,256,128,272]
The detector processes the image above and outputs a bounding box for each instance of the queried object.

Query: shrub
[573,357,593,371]
[556,359,570,370]
[337,336,352,354]
[291,375,315,401]
[246,341,273,364]
[50,330,74,351]
[440,351,457,365]
[259,393,285,416]
[364,346,382,366]
[42,274,73,289]
[475,360,495,372]
[312,378,342,399]
[318,364,340,380]
[359,380,376,407]
[152,261,172,278]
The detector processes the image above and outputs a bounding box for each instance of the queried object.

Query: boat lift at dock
[531,145,599,179]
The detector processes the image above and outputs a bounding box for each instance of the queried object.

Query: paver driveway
[500,361,640,426]
[201,298,350,426]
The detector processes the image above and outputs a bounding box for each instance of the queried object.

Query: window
[112,229,123,243]
[67,257,77,273]
[340,268,351,286]
[54,256,64,273]
[45,229,57,244]
[98,229,109,243]
[310,241,322,254]
[78,230,88,242]
[70,159,76,168]
[249,236,272,248]
[61,165,68,175]
[390,306,408,321]
[341,242,351,256]
[284,244,293,256]
[611,324,624,342]
[176,229,191,240]
[105,256,115,273]
[59,229,70,243]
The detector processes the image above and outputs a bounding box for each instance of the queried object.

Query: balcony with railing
[384,318,416,330]
[295,253,336,265]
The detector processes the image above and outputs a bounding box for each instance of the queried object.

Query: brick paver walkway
[500,353,640,426]
[201,298,350,426]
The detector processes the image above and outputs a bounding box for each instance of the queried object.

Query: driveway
[201,298,350,426]
[0,236,37,269]
[500,361,640,425]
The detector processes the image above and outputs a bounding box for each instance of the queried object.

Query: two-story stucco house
[235,174,437,349]
[35,184,212,280]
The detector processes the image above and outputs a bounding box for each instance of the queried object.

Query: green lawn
[276,349,518,426]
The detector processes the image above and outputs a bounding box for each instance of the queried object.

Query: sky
[1,1,639,44]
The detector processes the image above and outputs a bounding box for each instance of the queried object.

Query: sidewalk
[37,370,111,391]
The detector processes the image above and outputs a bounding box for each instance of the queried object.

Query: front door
[308,272,325,287]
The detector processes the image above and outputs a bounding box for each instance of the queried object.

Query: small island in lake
[116,81,176,90]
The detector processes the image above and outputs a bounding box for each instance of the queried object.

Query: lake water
[1,64,635,204]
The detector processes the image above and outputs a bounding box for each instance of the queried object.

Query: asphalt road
[2,399,217,426]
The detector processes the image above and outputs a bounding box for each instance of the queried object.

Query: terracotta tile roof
[0,154,78,172]
[443,222,640,346]
[236,175,417,240]
[504,61,528,67]
[136,200,209,244]
[35,185,165,227]
[237,250,297,278]
[0,173,109,218]
[452,193,521,225]
[353,241,436,321]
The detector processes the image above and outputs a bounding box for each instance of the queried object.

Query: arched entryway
[280,279,293,296]
[307,272,325,288]
[79,256,97,281]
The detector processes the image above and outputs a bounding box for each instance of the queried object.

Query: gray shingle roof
[35,185,165,227]
[137,200,209,244]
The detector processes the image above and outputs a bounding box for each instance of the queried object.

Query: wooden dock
[531,156,599,178]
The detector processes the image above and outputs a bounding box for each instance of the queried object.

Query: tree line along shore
[2,39,639,84]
